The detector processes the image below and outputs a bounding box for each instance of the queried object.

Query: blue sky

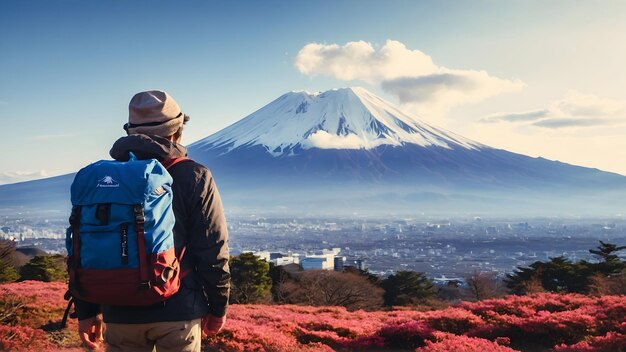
[1,1,626,183]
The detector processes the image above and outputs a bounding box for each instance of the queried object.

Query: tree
[229,252,272,304]
[283,270,383,310]
[588,270,626,295]
[269,263,300,304]
[0,261,18,283]
[342,266,381,286]
[0,240,19,283]
[505,265,536,295]
[464,270,504,301]
[503,243,626,295]
[18,254,67,282]
[437,280,462,301]
[381,271,436,306]
[506,256,592,294]
[0,240,15,261]
[589,241,626,275]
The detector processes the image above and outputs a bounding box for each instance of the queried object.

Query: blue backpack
[66,153,189,306]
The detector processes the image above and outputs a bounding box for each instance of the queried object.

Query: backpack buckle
[132,205,145,225]
[135,215,145,225]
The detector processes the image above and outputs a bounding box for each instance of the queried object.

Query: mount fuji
[185,87,626,216]
[1,87,625,217]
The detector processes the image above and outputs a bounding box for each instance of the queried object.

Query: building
[300,257,327,270]
[344,257,365,271]
[249,248,342,271]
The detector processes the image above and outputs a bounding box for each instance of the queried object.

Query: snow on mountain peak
[191,87,483,156]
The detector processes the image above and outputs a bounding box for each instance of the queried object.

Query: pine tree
[229,252,272,304]
[589,241,626,275]
[381,270,436,306]
[18,254,67,282]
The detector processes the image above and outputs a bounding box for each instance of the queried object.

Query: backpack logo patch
[97,175,120,188]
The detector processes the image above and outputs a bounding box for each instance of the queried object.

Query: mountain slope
[0,173,74,217]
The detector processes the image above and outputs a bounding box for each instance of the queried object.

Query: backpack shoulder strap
[161,157,193,170]
[160,158,194,276]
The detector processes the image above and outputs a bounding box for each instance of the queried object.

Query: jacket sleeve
[74,297,100,320]
[187,167,231,317]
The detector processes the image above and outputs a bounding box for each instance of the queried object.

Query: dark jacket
[74,134,230,323]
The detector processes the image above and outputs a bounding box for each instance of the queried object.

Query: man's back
[96,134,230,323]
[74,91,230,351]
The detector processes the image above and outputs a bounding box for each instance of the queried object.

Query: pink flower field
[0,281,624,351]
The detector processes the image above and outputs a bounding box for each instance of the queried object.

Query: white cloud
[295,40,524,116]
[0,170,48,185]
[482,90,626,129]
[481,110,549,123]
[295,40,438,82]
[550,90,624,117]
[303,130,386,149]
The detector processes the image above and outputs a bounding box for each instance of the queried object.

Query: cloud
[532,118,613,129]
[482,90,626,129]
[382,73,477,103]
[382,70,523,108]
[295,40,524,114]
[551,90,624,117]
[303,130,386,149]
[0,170,48,185]
[295,40,439,83]
[481,110,549,123]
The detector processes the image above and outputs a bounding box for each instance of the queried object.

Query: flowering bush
[0,281,624,351]
[554,332,626,352]
[516,309,597,347]
[376,320,435,349]
[0,280,75,334]
[465,293,623,350]
[0,281,81,350]
[422,307,485,334]
[416,333,518,352]
[588,295,626,334]
[0,324,51,351]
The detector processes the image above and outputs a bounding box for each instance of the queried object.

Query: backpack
[65,153,191,307]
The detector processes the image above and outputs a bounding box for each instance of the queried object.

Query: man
[75,90,230,351]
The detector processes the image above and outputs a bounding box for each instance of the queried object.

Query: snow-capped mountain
[192,87,481,156]
[185,87,626,216]
[1,87,626,217]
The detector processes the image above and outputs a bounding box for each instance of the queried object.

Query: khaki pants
[105,319,201,352]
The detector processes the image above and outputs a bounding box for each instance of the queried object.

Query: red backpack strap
[178,246,193,279]
[162,158,194,278]
[161,157,193,170]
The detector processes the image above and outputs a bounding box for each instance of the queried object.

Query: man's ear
[172,127,183,143]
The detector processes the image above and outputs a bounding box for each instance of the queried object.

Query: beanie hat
[124,90,188,136]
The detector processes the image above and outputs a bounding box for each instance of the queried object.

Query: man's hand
[78,315,104,350]
[202,314,226,336]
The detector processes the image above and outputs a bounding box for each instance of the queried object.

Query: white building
[248,248,341,271]
[300,248,340,270]
[250,250,300,266]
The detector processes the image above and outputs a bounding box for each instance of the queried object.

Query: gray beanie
[124,90,188,136]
